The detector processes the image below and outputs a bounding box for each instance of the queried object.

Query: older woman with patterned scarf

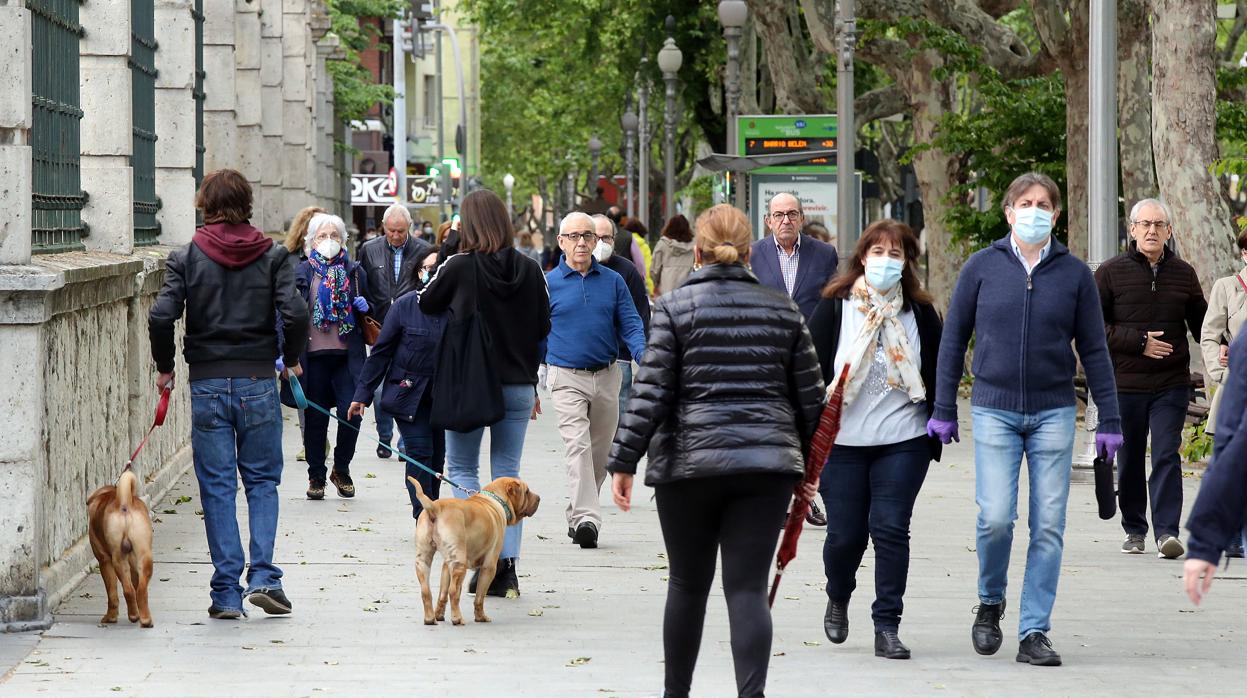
[807,219,944,660]
[295,213,372,500]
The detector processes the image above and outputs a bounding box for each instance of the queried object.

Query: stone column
[234,3,264,228]
[154,0,198,245]
[280,1,310,219]
[0,3,32,266]
[202,0,236,174]
[259,0,284,230]
[80,0,135,255]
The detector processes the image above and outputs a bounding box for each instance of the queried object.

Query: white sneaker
[1157,535,1185,559]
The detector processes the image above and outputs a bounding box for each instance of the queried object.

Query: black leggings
[655,473,796,698]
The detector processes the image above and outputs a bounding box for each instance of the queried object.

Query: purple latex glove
[275,356,285,373]
[1096,432,1124,462]
[926,418,959,444]
[352,295,370,313]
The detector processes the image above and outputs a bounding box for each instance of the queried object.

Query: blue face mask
[1011,206,1054,244]
[864,256,905,292]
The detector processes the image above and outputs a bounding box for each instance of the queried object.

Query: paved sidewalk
[2,399,1243,697]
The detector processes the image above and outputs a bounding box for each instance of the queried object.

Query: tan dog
[408,476,540,625]
[86,470,154,627]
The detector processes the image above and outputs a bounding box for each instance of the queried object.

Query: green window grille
[192,0,205,190]
[30,0,88,254]
[131,0,160,246]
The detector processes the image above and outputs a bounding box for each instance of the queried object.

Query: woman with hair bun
[608,204,825,698]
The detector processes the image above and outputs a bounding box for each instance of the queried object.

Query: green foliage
[1214,66,1247,177]
[1181,419,1215,464]
[326,0,403,125]
[915,73,1068,251]
[679,175,717,218]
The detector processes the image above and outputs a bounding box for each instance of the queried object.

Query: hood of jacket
[664,239,696,258]
[192,222,274,269]
[476,247,534,296]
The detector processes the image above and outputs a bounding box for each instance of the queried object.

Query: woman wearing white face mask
[807,220,944,660]
[294,213,372,500]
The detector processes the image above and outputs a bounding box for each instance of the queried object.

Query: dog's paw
[423,618,437,626]
[127,614,140,624]
[474,614,491,623]
[99,614,117,625]
[451,617,464,626]
[435,612,445,622]
[140,619,154,628]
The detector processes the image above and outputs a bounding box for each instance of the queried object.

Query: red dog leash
[125,386,172,472]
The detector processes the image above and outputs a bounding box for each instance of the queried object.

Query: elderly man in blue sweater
[543,212,647,550]
[927,172,1124,667]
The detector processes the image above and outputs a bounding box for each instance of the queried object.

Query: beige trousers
[548,363,623,530]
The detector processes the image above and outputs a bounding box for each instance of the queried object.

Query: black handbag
[1093,456,1117,520]
[430,256,504,432]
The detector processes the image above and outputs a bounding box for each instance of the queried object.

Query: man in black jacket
[1095,198,1207,559]
[358,203,433,458]
[592,215,651,409]
[149,169,309,619]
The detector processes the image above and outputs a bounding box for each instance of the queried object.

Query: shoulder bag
[430,255,505,432]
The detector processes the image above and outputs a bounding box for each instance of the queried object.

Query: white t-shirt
[832,298,927,447]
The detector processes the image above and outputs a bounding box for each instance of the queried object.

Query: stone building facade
[0,0,345,630]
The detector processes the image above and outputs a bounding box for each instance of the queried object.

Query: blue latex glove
[352,295,370,313]
[926,418,960,444]
[1096,432,1124,462]
[275,357,285,373]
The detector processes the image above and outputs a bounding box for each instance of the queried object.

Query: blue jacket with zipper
[1186,333,1247,564]
[351,291,446,421]
[933,235,1121,432]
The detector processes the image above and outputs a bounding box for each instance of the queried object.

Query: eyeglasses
[598,235,615,244]
[560,231,599,243]
[420,263,438,273]
[1131,220,1170,231]
[770,210,802,222]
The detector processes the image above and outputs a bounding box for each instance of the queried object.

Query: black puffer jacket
[608,263,826,486]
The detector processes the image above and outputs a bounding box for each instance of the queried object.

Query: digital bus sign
[737,115,839,173]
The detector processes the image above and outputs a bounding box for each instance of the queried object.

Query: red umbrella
[769,364,850,607]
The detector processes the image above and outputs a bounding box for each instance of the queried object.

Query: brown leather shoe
[329,471,355,498]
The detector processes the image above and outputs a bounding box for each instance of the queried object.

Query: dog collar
[479,490,514,523]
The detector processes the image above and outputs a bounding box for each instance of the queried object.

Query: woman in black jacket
[608,204,825,698]
[417,189,551,597]
[806,219,943,660]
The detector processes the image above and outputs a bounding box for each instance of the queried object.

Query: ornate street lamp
[621,106,638,218]
[502,172,515,217]
[587,135,603,196]
[637,57,650,228]
[718,0,747,209]
[657,16,682,222]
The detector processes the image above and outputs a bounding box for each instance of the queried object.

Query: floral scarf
[307,249,354,337]
[839,277,924,406]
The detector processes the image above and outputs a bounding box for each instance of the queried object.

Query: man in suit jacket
[750,192,839,321]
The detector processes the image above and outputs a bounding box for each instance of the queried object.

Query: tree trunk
[1063,62,1090,260]
[1152,0,1237,292]
[749,0,820,113]
[1118,0,1157,211]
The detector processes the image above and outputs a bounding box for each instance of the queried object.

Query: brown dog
[408,476,540,625]
[86,470,154,627]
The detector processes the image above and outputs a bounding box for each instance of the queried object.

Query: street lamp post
[621,107,638,218]
[638,59,650,228]
[836,0,858,255]
[657,16,682,224]
[718,0,747,210]
[587,135,602,197]
[565,152,576,213]
[503,172,515,218]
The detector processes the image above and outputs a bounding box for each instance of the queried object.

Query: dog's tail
[117,470,137,512]
[407,476,437,521]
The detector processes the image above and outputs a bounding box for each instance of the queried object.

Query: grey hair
[382,203,412,225]
[559,211,595,236]
[590,213,618,237]
[304,213,348,256]
[768,191,803,214]
[1129,198,1173,226]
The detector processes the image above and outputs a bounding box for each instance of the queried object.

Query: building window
[30,0,88,253]
[423,75,436,127]
[131,0,161,246]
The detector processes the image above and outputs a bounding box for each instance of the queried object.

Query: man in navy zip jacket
[1183,333,1247,605]
[927,172,1123,667]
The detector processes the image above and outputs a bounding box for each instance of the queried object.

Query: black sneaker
[376,443,393,459]
[1228,540,1245,559]
[468,559,521,598]
[824,599,848,644]
[971,600,1005,655]
[247,588,292,615]
[874,629,911,659]
[208,605,243,620]
[1016,632,1062,666]
[573,522,599,549]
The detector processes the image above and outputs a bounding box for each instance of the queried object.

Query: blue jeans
[190,377,285,611]
[395,394,445,519]
[971,405,1076,640]
[444,383,535,560]
[819,436,929,631]
[618,360,634,408]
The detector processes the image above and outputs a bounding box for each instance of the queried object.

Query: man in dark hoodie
[149,169,309,620]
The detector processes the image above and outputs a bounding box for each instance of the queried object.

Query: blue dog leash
[286,374,477,496]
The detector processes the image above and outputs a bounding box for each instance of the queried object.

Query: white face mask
[593,239,613,263]
[315,239,342,259]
